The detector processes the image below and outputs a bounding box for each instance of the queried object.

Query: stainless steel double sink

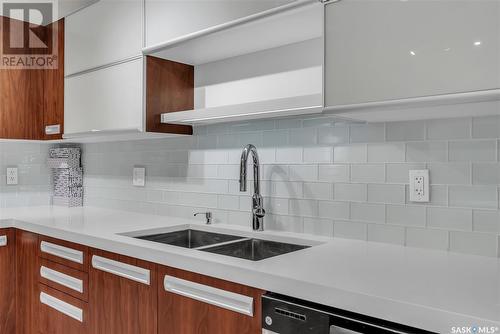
[134,229,310,261]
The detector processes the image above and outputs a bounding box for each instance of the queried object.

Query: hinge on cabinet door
[45,124,61,135]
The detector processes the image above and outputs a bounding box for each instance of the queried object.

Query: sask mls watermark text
[1,0,59,69]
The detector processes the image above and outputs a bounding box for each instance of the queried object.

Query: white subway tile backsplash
[473,210,500,233]
[276,147,303,163]
[289,199,318,217]
[427,207,472,231]
[386,205,426,227]
[350,123,385,143]
[289,128,318,146]
[367,184,406,204]
[429,163,470,185]
[303,147,333,163]
[449,185,498,209]
[318,165,350,182]
[334,183,367,202]
[406,142,447,162]
[386,121,425,141]
[367,224,405,245]
[367,143,405,163]
[303,182,333,200]
[426,118,471,140]
[449,231,498,257]
[304,218,334,237]
[405,228,449,250]
[334,145,367,163]
[318,201,350,220]
[351,164,385,183]
[334,221,367,240]
[472,115,500,138]
[289,165,318,181]
[318,126,349,145]
[386,163,426,184]
[350,202,385,223]
[472,163,500,185]
[449,140,497,162]
[7,114,491,258]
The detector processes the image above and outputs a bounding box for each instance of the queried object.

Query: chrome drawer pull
[40,266,84,293]
[164,275,254,316]
[91,255,150,285]
[40,292,83,322]
[0,235,7,247]
[40,241,84,264]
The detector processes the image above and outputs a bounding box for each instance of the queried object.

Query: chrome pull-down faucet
[239,144,265,231]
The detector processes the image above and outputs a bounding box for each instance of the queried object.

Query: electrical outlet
[409,170,429,202]
[6,167,18,185]
[133,167,145,187]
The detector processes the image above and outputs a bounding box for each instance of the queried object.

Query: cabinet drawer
[39,236,89,272]
[39,258,89,302]
[158,266,263,334]
[38,284,89,334]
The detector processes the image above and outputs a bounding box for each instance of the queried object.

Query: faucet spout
[239,144,265,231]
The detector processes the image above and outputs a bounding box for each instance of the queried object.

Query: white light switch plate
[6,167,18,185]
[133,167,145,187]
[409,169,429,202]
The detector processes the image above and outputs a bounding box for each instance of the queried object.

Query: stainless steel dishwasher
[262,293,435,334]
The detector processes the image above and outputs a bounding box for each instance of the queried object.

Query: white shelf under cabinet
[161,94,323,125]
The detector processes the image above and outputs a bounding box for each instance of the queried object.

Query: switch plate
[6,167,18,185]
[133,167,145,187]
[409,169,429,202]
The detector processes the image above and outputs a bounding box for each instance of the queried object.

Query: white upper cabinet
[64,58,144,136]
[324,0,500,109]
[145,0,294,47]
[65,0,143,75]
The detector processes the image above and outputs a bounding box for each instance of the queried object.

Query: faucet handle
[194,212,212,225]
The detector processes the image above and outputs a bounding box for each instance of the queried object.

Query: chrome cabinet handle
[40,266,84,293]
[0,235,7,247]
[164,275,254,316]
[91,255,150,285]
[40,292,83,322]
[40,241,84,264]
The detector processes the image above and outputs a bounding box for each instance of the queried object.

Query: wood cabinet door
[15,230,40,334]
[158,266,264,334]
[0,228,16,334]
[89,249,157,334]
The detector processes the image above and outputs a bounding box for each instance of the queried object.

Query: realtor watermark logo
[0,0,59,69]
[451,326,499,334]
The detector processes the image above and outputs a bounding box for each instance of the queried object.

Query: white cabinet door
[65,0,143,75]
[325,0,500,107]
[145,0,294,47]
[64,58,143,135]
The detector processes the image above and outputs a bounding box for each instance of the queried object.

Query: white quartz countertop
[1,206,499,333]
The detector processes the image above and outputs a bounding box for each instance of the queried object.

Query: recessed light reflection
[474,41,482,46]
[444,47,451,52]
[410,51,416,56]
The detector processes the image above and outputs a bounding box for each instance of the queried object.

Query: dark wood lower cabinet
[15,230,39,334]
[157,266,264,334]
[4,230,265,334]
[0,228,16,334]
[89,249,157,334]
[38,284,89,334]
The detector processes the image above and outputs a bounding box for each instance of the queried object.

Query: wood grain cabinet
[89,249,157,334]
[0,229,16,334]
[16,230,40,334]
[0,18,64,140]
[158,265,264,334]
